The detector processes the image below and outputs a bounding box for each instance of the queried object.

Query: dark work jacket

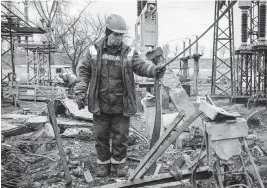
[75,37,156,116]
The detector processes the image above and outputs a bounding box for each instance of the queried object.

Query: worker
[59,72,76,95]
[74,14,166,177]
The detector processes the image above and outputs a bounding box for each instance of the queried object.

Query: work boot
[96,164,111,177]
[113,164,128,177]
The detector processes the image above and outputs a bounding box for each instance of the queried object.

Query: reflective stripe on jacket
[75,37,156,116]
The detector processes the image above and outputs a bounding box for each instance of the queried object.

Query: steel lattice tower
[211,0,235,95]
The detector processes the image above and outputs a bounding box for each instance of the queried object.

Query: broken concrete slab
[199,101,239,121]
[1,115,47,137]
[56,98,93,122]
[1,113,36,120]
[211,139,242,160]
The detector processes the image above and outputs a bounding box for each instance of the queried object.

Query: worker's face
[108,32,124,46]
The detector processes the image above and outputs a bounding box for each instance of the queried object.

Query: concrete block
[205,118,248,141]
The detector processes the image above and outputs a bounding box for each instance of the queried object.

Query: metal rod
[162,0,237,69]
[243,139,265,188]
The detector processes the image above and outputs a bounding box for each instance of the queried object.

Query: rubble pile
[1,98,267,187]
[1,143,29,188]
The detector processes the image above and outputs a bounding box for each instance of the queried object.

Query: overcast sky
[68,0,244,58]
[12,0,248,58]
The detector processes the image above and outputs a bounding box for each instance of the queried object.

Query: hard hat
[105,14,129,34]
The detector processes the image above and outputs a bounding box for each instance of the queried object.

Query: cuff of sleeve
[146,64,156,78]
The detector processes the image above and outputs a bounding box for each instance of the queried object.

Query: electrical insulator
[241,10,248,44]
[259,1,266,39]
[239,1,251,48]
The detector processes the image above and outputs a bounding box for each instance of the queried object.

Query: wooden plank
[57,117,92,128]
[160,68,202,129]
[129,111,185,180]
[136,111,202,179]
[97,166,210,188]
[47,101,72,185]
[129,111,202,180]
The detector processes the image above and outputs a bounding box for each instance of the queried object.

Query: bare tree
[54,13,106,74]
[33,0,105,74]
[162,43,170,58]
[33,0,59,43]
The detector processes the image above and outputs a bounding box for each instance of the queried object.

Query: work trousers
[93,112,130,164]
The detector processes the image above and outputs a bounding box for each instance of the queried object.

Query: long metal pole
[161,1,237,69]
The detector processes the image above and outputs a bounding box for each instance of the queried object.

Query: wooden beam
[97,166,211,188]
[47,101,72,185]
[129,111,202,180]
[160,68,202,129]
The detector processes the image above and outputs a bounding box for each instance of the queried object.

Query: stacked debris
[199,101,267,188]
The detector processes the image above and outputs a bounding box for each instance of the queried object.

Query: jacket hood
[94,37,131,55]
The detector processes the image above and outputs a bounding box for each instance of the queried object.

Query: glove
[76,93,86,110]
[154,65,166,79]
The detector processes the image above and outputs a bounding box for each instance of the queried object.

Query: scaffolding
[18,43,57,86]
[1,2,46,83]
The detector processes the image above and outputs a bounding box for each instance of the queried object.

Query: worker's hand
[154,65,166,79]
[76,93,86,110]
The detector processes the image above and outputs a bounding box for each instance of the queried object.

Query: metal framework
[1,2,46,83]
[135,0,158,57]
[248,1,259,44]
[235,1,267,100]
[211,0,235,95]
[18,43,57,86]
